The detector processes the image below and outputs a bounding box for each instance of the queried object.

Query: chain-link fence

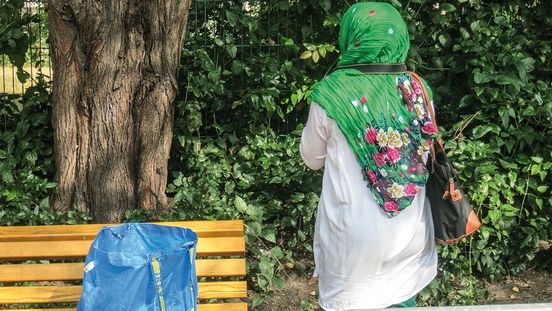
[1,0,293,95]
[0,1,50,94]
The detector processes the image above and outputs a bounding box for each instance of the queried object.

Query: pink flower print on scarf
[365,127,377,144]
[367,170,377,185]
[421,122,438,135]
[410,78,422,95]
[386,147,400,164]
[373,152,386,166]
[404,183,418,196]
[384,201,399,212]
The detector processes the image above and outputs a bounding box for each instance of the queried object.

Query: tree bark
[48,0,192,222]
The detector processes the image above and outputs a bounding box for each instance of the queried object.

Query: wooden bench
[0,220,247,311]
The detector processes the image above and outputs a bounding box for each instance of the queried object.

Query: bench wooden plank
[0,236,245,260]
[198,281,248,299]
[0,220,244,242]
[197,258,246,278]
[0,281,247,304]
[0,263,83,282]
[0,259,246,282]
[0,286,82,304]
[12,303,248,311]
[198,303,248,311]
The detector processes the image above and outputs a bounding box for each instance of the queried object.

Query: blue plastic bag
[77,223,198,311]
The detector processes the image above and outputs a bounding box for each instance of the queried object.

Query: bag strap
[335,63,408,74]
[408,71,445,168]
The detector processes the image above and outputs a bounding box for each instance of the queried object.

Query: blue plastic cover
[77,223,198,311]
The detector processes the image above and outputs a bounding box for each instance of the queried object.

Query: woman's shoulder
[311,70,348,97]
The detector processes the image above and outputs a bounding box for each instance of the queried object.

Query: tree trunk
[48,0,192,222]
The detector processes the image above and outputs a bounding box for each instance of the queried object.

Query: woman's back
[301,101,436,310]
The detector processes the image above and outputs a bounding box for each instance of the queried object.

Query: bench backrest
[0,220,247,311]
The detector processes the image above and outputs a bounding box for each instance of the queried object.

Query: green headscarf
[310,2,438,217]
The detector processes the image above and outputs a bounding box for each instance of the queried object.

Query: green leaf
[246,204,259,218]
[470,20,481,32]
[224,181,235,194]
[273,275,285,290]
[499,108,509,128]
[227,45,237,58]
[257,275,269,289]
[39,197,49,209]
[487,209,501,223]
[3,191,17,201]
[225,10,238,26]
[312,50,320,63]
[472,125,495,139]
[531,157,543,164]
[300,50,312,59]
[291,93,298,105]
[249,221,262,236]
[319,47,327,58]
[389,0,402,8]
[234,196,247,212]
[252,294,264,308]
[473,70,493,84]
[271,246,284,258]
[440,3,456,12]
[537,186,548,193]
[262,228,277,243]
[259,257,274,278]
[459,27,471,40]
[2,171,14,183]
[438,34,451,47]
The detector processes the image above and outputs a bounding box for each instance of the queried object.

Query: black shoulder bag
[410,71,481,245]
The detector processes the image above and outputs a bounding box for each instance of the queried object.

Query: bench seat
[0,220,247,310]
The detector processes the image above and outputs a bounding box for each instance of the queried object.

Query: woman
[300,3,438,310]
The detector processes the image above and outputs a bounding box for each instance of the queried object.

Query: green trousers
[388,295,417,308]
[319,295,416,310]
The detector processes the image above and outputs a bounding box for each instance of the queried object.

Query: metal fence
[0,1,50,94]
[0,0,289,95]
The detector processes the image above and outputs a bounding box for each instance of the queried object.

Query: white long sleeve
[300,103,328,170]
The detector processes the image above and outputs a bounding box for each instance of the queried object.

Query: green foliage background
[1,0,551,308]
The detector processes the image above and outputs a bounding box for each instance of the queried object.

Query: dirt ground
[485,270,552,304]
[258,273,319,311]
[259,270,552,310]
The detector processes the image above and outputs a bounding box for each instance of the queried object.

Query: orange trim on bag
[435,210,482,245]
[466,210,481,235]
[442,178,462,202]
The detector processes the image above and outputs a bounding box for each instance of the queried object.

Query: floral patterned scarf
[310,2,438,217]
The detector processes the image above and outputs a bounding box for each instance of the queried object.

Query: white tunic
[300,103,437,310]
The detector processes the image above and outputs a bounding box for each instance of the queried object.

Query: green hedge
[1,0,551,307]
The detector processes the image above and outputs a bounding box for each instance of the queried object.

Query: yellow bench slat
[197,281,248,299]
[0,236,245,260]
[0,259,246,282]
[0,286,81,304]
[0,281,247,304]
[0,220,244,242]
[11,303,248,311]
[200,303,248,311]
